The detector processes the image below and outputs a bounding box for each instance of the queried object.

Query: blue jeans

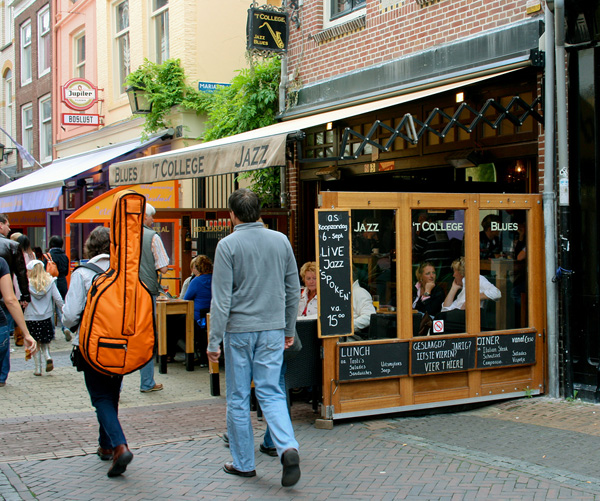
[0,324,10,384]
[139,296,157,391]
[224,330,298,472]
[139,358,157,391]
[263,360,287,449]
[83,361,126,449]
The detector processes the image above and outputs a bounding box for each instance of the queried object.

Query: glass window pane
[117,1,129,31]
[479,210,528,330]
[412,209,465,335]
[351,209,396,339]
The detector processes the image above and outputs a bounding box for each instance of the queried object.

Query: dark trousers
[83,360,126,449]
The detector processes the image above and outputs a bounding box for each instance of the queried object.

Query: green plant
[125,59,199,137]
[128,56,283,205]
[523,386,533,398]
[185,56,282,206]
[566,389,579,402]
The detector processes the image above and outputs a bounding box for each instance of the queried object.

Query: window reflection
[412,210,466,335]
[351,209,396,339]
[479,210,528,330]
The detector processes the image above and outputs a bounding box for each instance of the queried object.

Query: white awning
[0,136,162,213]
[109,67,521,186]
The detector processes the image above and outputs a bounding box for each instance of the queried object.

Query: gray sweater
[208,222,300,352]
[62,254,110,346]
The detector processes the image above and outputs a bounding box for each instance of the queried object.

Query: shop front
[315,191,545,422]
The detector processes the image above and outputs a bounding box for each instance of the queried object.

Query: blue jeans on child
[0,324,10,384]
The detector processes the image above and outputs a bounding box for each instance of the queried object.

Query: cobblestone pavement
[1,334,600,500]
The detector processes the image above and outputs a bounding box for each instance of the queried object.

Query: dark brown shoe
[97,447,113,461]
[223,462,256,477]
[107,444,133,477]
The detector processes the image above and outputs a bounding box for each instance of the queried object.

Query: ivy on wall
[127,56,282,206]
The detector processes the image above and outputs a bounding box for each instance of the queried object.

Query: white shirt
[441,275,501,312]
[297,287,318,319]
[352,280,376,331]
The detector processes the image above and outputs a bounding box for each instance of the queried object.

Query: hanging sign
[62,78,99,111]
[62,113,100,126]
[247,7,288,53]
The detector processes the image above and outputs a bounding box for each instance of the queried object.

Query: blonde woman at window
[297,262,317,319]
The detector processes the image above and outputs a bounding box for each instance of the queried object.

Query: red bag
[44,253,59,277]
[78,190,156,376]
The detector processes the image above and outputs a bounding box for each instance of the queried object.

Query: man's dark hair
[84,226,110,259]
[48,235,63,249]
[228,189,261,223]
[0,213,8,224]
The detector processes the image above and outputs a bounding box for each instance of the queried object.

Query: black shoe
[259,443,278,457]
[223,462,256,477]
[281,448,300,487]
[221,432,229,446]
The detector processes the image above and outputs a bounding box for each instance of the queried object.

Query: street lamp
[125,85,153,114]
[0,143,16,162]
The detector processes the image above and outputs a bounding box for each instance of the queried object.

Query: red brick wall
[15,1,53,171]
[287,0,541,86]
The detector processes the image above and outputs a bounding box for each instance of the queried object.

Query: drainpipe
[554,0,573,397]
[544,3,559,398]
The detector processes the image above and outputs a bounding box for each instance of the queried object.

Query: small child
[24,260,64,376]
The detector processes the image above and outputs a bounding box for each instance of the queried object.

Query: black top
[413,284,445,316]
[0,257,11,325]
[47,247,69,298]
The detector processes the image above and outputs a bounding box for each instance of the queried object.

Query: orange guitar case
[79,190,155,376]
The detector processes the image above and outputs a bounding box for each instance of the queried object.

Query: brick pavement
[2,335,600,499]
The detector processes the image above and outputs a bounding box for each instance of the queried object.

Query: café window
[304,127,334,160]
[478,209,528,330]
[412,209,467,336]
[351,209,396,339]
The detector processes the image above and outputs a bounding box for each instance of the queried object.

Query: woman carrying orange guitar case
[79,190,156,376]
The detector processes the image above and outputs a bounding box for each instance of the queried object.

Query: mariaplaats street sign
[247,7,288,53]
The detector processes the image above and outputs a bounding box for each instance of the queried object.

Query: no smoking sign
[433,319,444,333]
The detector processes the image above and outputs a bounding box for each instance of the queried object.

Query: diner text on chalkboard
[338,342,409,381]
[317,210,353,337]
[411,337,477,375]
[476,332,536,369]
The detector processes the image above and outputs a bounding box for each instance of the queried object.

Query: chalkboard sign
[316,210,353,337]
[476,332,536,369]
[411,337,476,375]
[339,342,409,381]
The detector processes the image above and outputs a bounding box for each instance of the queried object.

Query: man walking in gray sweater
[208,188,301,487]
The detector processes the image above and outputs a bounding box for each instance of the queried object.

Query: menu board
[411,337,477,375]
[338,342,409,381]
[476,332,536,369]
[316,210,353,337]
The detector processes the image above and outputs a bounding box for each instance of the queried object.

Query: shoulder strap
[77,262,104,275]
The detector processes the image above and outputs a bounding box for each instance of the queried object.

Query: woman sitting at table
[183,255,213,367]
[297,261,318,319]
[412,262,444,316]
[437,257,501,334]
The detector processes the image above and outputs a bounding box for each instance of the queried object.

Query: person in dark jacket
[45,236,69,299]
[0,214,30,305]
[0,214,31,339]
[412,261,445,316]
